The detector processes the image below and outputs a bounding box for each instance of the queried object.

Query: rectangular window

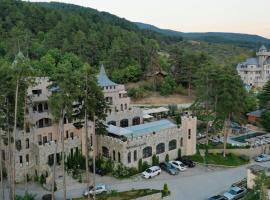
[38,135,42,145]
[2,150,5,161]
[48,133,52,141]
[19,155,23,164]
[26,154,29,163]
[66,131,69,139]
[43,136,47,144]
[188,129,191,139]
[26,138,29,149]
[70,132,74,139]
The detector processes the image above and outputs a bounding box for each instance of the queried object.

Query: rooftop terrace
[108,119,177,138]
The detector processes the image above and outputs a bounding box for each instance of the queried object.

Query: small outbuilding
[247,109,265,123]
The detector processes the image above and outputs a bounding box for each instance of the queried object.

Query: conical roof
[97,64,117,87]
[259,45,267,51]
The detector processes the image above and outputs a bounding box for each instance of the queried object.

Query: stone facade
[1,77,84,182]
[97,116,196,168]
[237,45,270,88]
[96,66,197,168]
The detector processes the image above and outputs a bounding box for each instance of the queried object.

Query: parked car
[42,194,52,200]
[169,161,187,171]
[208,195,227,200]
[83,184,108,197]
[255,154,270,162]
[141,166,161,179]
[89,165,106,176]
[223,186,247,200]
[159,162,179,175]
[176,158,196,168]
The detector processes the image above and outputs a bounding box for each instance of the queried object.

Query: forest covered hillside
[0,0,254,96]
[135,22,270,49]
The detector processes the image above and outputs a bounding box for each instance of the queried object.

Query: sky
[28,0,270,39]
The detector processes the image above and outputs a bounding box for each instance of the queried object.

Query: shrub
[160,76,176,96]
[162,183,170,197]
[138,159,143,172]
[128,87,148,99]
[39,174,46,185]
[178,149,182,159]
[152,155,159,166]
[174,84,187,95]
[112,164,138,178]
[165,154,170,162]
[168,104,177,116]
[239,155,250,162]
[142,161,150,171]
[15,192,36,200]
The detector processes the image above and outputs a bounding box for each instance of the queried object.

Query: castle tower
[181,115,197,156]
[256,45,270,66]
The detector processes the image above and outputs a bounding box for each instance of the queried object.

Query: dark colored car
[42,194,52,200]
[177,158,196,168]
[89,165,106,176]
[159,162,179,175]
[208,195,227,200]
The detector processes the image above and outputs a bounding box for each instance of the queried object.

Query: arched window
[102,146,109,158]
[134,150,137,161]
[143,146,152,158]
[36,118,52,128]
[132,117,140,125]
[108,121,116,126]
[113,150,116,161]
[128,152,131,163]
[120,119,129,127]
[26,138,29,149]
[180,138,183,147]
[118,152,121,163]
[169,140,177,151]
[121,104,123,111]
[125,103,127,110]
[156,143,165,154]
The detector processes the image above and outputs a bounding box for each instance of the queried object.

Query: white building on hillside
[237,45,270,88]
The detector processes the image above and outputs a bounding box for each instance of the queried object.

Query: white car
[142,166,161,179]
[83,184,108,196]
[169,161,187,171]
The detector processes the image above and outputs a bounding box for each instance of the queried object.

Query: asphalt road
[8,161,270,200]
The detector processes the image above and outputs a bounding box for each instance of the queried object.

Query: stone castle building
[237,45,270,88]
[0,65,197,183]
[96,66,197,168]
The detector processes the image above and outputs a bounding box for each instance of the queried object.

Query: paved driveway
[9,161,270,200]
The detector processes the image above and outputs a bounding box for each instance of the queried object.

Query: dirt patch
[131,92,194,105]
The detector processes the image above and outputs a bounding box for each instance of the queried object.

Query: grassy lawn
[184,152,249,166]
[74,189,161,200]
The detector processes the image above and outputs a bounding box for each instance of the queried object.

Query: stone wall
[208,144,270,158]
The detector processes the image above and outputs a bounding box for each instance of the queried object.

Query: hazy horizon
[27,0,270,39]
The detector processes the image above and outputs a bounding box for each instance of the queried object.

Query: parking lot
[12,161,270,200]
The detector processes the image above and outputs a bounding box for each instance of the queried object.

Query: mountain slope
[135,22,270,48]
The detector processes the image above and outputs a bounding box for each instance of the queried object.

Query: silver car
[223,186,247,200]
[255,154,270,162]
